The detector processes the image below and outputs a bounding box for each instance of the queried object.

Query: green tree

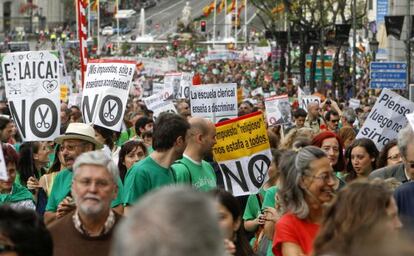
[250,0,367,95]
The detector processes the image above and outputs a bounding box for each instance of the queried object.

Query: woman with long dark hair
[211,189,254,256]
[345,138,379,182]
[16,141,52,189]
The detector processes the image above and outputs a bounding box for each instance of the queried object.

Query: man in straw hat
[44,123,123,224]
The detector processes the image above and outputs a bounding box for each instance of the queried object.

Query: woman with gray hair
[272,146,337,256]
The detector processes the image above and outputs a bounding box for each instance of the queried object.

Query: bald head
[186,118,217,153]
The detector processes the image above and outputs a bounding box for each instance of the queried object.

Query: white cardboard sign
[82,59,135,132]
[2,51,61,141]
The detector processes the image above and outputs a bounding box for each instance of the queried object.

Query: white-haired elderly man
[48,151,122,256]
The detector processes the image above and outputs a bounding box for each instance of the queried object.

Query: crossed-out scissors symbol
[103,101,116,120]
[36,107,51,129]
[254,161,266,183]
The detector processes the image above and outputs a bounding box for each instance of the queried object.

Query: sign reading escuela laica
[2,51,61,141]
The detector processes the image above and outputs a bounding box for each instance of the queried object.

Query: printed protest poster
[143,92,176,119]
[299,95,321,112]
[356,89,414,150]
[136,57,177,76]
[251,87,263,97]
[179,72,193,99]
[264,95,291,126]
[213,112,272,196]
[164,72,181,99]
[349,98,361,110]
[190,83,238,123]
[2,51,60,141]
[0,145,7,181]
[152,82,164,95]
[82,59,135,132]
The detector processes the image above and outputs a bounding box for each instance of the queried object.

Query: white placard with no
[2,51,61,141]
[82,59,135,132]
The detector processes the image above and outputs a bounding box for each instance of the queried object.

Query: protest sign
[143,92,177,119]
[179,72,193,99]
[299,95,321,112]
[152,82,164,95]
[356,89,414,150]
[190,83,238,123]
[213,112,272,196]
[349,98,361,110]
[82,59,135,132]
[253,46,271,61]
[2,51,60,141]
[0,145,7,181]
[164,72,181,99]
[136,57,177,76]
[206,50,238,61]
[68,93,82,108]
[251,87,263,97]
[406,112,414,132]
[264,95,292,126]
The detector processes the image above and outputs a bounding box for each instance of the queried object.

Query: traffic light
[201,20,206,32]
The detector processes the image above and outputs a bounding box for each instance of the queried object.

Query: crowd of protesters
[1,38,414,256]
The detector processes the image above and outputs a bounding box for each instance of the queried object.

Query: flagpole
[88,0,91,38]
[224,0,227,39]
[116,0,120,55]
[235,0,238,48]
[213,0,217,47]
[97,0,100,55]
[76,0,79,40]
[244,0,247,43]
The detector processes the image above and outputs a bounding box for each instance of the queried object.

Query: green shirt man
[171,155,216,191]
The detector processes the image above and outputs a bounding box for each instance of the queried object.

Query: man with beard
[123,113,190,213]
[48,151,121,256]
[171,117,217,191]
[44,123,123,224]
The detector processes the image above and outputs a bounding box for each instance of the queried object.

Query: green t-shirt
[45,168,124,212]
[243,188,274,256]
[171,156,216,192]
[123,155,175,205]
[243,188,267,221]
[262,186,279,209]
[0,183,33,204]
[117,128,136,146]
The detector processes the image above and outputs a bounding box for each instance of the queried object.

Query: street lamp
[369,36,379,61]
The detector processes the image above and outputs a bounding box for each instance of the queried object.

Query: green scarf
[0,183,34,204]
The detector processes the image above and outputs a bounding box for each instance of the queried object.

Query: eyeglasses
[60,143,88,152]
[306,172,338,184]
[74,178,112,189]
[331,119,340,123]
[387,154,401,161]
